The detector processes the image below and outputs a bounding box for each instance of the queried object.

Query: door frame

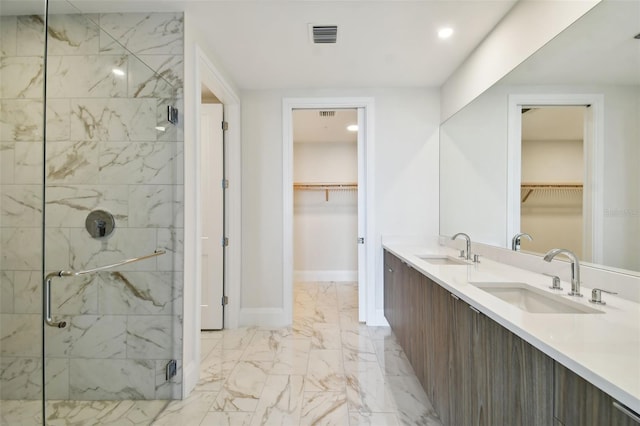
[282,97,375,324]
[183,44,241,397]
[506,93,604,263]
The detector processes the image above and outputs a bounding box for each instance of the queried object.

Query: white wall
[440,0,600,121]
[293,143,358,280]
[240,88,440,324]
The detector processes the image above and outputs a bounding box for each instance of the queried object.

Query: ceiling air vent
[310,25,338,44]
[319,111,336,117]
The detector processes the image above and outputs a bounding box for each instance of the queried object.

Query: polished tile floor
[1,282,442,425]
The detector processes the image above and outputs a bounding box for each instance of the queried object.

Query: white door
[356,107,366,322]
[200,104,224,330]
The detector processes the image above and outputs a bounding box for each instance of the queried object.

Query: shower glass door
[0,0,48,423]
[2,0,184,423]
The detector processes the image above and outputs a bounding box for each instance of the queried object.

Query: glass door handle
[44,250,166,328]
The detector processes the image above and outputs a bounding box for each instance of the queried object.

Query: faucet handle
[543,273,562,290]
[589,288,617,305]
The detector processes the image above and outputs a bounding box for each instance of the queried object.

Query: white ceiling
[522,107,585,141]
[29,0,518,90]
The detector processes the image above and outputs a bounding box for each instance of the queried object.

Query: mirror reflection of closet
[520,106,587,258]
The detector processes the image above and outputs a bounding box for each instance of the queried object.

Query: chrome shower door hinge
[167,106,178,124]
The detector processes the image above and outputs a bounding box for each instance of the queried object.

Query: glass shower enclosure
[1,0,184,423]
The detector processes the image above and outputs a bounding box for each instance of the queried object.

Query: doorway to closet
[283,98,374,326]
[292,108,359,286]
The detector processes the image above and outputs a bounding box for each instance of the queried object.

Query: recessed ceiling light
[347,124,358,132]
[438,27,454,39]
[112,68,125,76]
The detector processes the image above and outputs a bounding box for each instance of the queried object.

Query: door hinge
[358,237,365,244]
[167,106,178,125]
[221,237,229,247]
[165,359,177,380]
[222,295,229,306]
[222,179,229,189]
[222,121,229,131]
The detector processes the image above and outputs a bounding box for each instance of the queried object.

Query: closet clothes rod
[521,183,583,203]
[293,182,358,202]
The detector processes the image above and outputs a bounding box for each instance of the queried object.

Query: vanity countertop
[383,243,640,413]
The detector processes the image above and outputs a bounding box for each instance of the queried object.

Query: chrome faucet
[511,232,533,251]
[543,248,582,297]
[451,232,471,261]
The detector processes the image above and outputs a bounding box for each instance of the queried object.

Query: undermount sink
[470,282,603,314]
[417,255,468,266]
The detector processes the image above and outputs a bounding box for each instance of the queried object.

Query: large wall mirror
[440,0,639,276]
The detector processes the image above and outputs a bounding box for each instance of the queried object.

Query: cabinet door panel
[448,296,473,425]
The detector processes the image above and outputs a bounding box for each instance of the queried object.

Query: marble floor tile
[0,281,442,425]
[305,350,345,392]
[249,375,304,426]
[300,391,349,426]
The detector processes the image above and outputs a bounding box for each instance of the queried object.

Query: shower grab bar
[44,250,166,328]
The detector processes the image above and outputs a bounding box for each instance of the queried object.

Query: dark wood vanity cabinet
[555,363,640,426]
[384,250,557,426]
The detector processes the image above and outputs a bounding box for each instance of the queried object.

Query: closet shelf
[294,182,358,201]
[521,183,583,203]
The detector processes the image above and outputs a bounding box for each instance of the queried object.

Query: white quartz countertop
[383,243,640,413]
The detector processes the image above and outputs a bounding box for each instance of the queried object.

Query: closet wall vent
[309,24,338,44]
[319,110,336,118]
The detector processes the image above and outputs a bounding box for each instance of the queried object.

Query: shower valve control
[86,210,115,239]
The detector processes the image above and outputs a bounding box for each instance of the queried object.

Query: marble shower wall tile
[0,142,14,183]
[129,184,184,227]
[70,98,157,142]
[69,358,156,400]
[99,271,175,315]
[17,14,100,56]
[99,13,184,55]
[45,184,128,228]
[47,55,128,99]
[0,56,44,99]
[0,184,42,227]
[99,142,180,184]
[0,270,14,313]
[0,314,40,356]
[0,17,18,57]
[1,11,184,402]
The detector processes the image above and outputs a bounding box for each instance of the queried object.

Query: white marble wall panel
[44,227,71,271]
[0,17,18,58]
[0,184,42,227]
[50,274,99,316]
[99,13,183,55]
[13,143,42,185]
[45,184,128,228]
[99,142,179,184]
[68,227,157,272]
[45,315,126,358]
[0,314,40,356]
[13,271,42,314]
[17,14,100,56]
[1,11,184,401]
[0,142,15,183]
[70,98,156,141]
[0,271,14,313]
[1,228,42,270]
[99,271,174,315]
[0,56,44,99]
[45,140,99,184]
[126,315,174,359]
[47,55,128,99]
[157,228,184,272]
[129,185,183,227]
[1,99,69,142]
[69,358,155,400]
[129,55,181,99]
